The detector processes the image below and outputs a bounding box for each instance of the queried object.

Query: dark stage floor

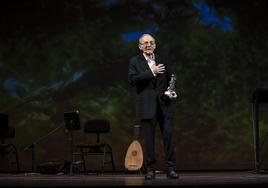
[0,170,268,187]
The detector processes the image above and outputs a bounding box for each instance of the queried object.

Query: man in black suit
[128,34,178,180]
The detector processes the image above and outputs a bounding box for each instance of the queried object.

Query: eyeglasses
[140,41,155,46]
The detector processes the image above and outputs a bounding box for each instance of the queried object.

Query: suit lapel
[137,54,157,86]
[138,54,160,69]
[155,55,160,66]
[138,54,150,71]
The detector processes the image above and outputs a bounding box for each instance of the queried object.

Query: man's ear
[138,44,142,50]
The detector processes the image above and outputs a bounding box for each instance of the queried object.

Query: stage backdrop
[1,0,268,172]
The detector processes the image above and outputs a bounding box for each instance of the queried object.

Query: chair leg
[106,145,115,172]
[79,148,86,174]
[13,146,20,172]
[101,145,107,175]
[110,152,115,172]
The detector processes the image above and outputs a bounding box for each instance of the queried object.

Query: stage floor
[0,170,268,187]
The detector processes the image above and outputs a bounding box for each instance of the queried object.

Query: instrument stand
[24,123,64,173]
[69,130,74,175]
[58,130,77,175]
[124,167,144,175]
[63,110,81,175]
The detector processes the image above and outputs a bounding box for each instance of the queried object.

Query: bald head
[138,34,156,56]
[139,34,155,44]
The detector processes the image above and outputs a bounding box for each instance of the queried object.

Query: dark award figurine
[164,74,177,97]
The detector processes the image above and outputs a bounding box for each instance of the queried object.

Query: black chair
[0,113,20,172]
[77,119,115,174]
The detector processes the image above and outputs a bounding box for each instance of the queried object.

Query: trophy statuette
[164,74,176,97]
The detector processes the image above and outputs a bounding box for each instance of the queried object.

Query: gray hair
[138,34,155,44]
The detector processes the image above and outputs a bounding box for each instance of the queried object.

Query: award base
[165,91,171,96]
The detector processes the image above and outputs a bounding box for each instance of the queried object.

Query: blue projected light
[63,65,69,73]
[122,24,159,42]
[48,82,63,90]
[105,0,118,6]
[3,78,28,99]
[3,69,85,101]
[122,32,143,42]
[153,4,162,12]
[193,1,233,32]
[64,70,86,86]
[72,70,85,81]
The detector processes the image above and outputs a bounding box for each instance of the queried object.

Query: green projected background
[1,0,268,171]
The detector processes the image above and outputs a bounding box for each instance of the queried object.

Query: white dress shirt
[143,53,156,77]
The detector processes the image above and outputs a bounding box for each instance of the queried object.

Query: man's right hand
[152,64,165,74]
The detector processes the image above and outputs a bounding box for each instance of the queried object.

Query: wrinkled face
[138,34,156,56]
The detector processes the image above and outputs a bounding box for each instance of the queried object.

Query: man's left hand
[168,91,177,100]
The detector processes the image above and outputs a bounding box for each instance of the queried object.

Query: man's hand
[152,64,165,74]
[167,91,177,100]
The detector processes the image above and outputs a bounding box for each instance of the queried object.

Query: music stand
[64,110,80,175]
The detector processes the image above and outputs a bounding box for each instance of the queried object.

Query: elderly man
[128,34,179,180]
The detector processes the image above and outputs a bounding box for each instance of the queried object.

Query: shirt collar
[143,53,155,62]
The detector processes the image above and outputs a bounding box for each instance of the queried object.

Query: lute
[124,124,143,171]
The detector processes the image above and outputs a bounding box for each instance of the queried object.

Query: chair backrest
[84,119,110,133]
[0,113,9,138]
[0,127,15,144]
[84,119,110,143]
[0,113,15,144]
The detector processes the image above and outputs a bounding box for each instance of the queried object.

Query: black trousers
[141,105,176,172]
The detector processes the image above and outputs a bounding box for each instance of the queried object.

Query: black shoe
[166,170,179,179]
[145,171,155,180]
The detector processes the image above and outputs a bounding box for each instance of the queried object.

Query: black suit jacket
[128,54,174,120]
